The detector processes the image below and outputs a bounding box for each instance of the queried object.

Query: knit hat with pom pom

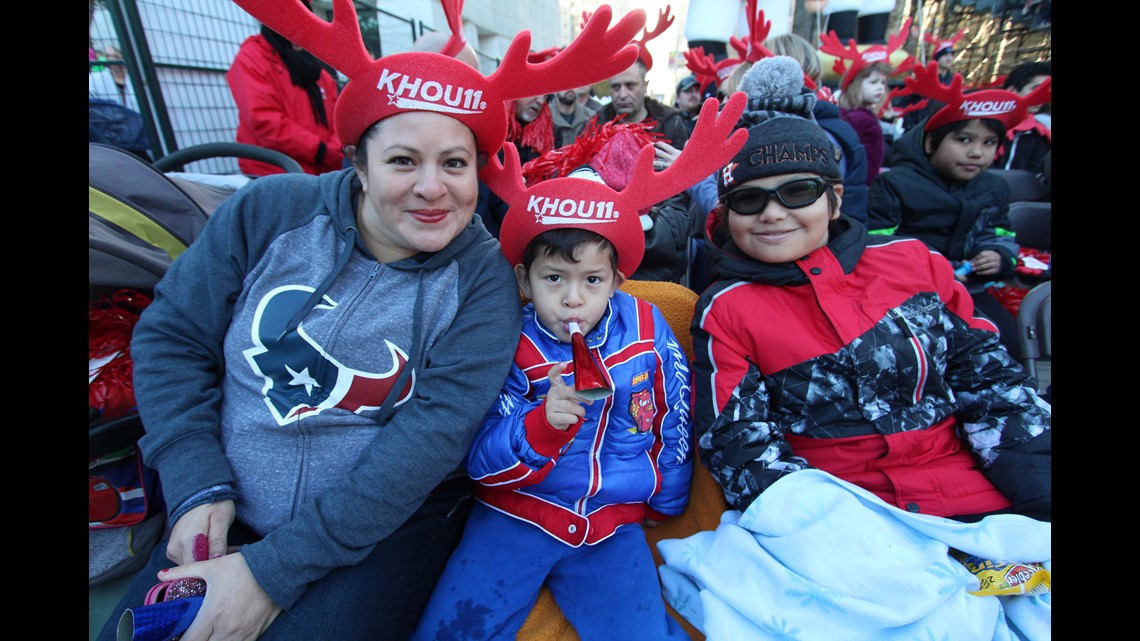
[717,55,841,197]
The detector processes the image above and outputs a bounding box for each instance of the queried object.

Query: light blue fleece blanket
[657,469,1050,641]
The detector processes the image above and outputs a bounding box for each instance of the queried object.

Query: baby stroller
[88,141,302,592]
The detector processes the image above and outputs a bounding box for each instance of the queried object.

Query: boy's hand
[970,250,1002,276]
[545,362,589,431]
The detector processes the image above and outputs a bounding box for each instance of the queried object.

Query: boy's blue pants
[411,500,691,641]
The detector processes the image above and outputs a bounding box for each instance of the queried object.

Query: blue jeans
[96,475,473,641]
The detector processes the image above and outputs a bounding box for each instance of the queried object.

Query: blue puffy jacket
[468,290,694,546]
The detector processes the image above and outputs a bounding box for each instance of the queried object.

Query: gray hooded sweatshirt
[131,167,521,608]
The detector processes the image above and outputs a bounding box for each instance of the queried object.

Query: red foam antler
[634,4,674,70]
[925,29,965,51]
[683,46,720,95]
[438,0,467,57]
[818,30,863,66]
[885,85,929,118]
[904,60,966,107]
[487,5,646,97]
[236,0,373,78]
[728,0,773,63]
[527,46,562,64]
[631,92,748,206]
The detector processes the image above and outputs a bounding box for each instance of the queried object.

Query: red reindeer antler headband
[633,5,675,71]
[925,29,965,56]
[231,0,647,153]
[729,0,774,64]
[485,93,748,276]
[904,61,1052,133]
[684,3,808,96]
[818,17,914,91]
[436,0,466,57]
[683,47,722,96]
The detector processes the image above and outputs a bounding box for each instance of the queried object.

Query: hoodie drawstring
[277,224,358,341]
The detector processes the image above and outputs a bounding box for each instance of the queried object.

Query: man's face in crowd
[555,88,578,107]
[514,95,546,124]
[608,62,649,118]
[677,84,701,114]
[936,51,955,73]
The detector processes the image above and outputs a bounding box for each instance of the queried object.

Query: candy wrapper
[117,596,204,641]
[950,549,1051,596]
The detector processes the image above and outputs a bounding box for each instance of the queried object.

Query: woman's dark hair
[522,228,619,274]
[924,118,1005,155]
[350,122,379,169]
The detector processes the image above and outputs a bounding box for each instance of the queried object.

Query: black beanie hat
[717,56,841,197]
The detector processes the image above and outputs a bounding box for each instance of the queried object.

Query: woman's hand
[158,551,281,641]
[168,501,236,565]
[544,362,588,431]
[970,250,1003,277]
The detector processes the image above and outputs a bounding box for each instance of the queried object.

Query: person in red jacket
[226,0,344,176]
[693,55,1050,523]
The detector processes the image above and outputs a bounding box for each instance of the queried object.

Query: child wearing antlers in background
[868,61,1052,360]
[819,18,914,186]
[410,94,747,641]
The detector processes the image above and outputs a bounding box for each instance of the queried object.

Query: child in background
[838,61,891,185]
[692,55,1050,523]
[411,95,747,641]
[867,62,1051,359]
[993,60,1051,174]
[819,19,913,186]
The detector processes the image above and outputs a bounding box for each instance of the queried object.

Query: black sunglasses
[723,178,836,215]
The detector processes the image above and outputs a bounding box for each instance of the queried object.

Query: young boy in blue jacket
[411,170,694,641]
[411,94,749,640]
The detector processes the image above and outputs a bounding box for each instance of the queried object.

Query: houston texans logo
[243,286,415,425]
